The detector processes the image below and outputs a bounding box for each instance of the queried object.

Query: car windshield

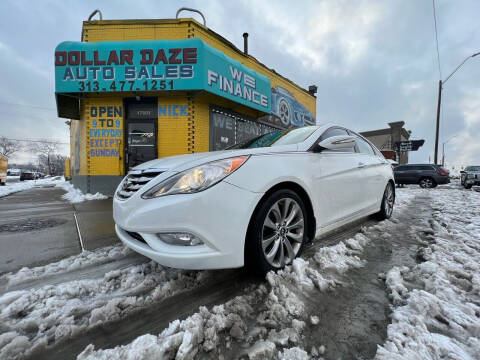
[227,126,318,150]
[466,166,480,171]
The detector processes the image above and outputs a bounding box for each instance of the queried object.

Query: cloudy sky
[0,0,479,168]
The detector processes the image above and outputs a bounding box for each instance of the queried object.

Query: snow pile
[76,186,419,360]
[0,261,212,359]
[56,181,108,203]
[0,177,107,203]
[376,188,480,360]
[0,177,63,198]
[2,245,131,287]
[77,232,376,360]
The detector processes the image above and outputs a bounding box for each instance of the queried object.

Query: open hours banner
[55,38,271,113]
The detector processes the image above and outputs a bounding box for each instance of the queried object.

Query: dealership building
[360,121,412,164]
[55,9,317,195]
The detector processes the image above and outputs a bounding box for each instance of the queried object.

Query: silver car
[461,166,480,189]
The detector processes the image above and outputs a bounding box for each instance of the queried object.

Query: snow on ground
[0,177,107,203]
[376,187,480,360]
[56,181,108,203]
[77,188,417,360]
[1,244,132,288]
[0,177,63,198]
[0,256,212,359]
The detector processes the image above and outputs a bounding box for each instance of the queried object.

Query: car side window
[318,127,355,152]
[354,135,375,155]
[395,166,406,171]
[419,165,433,171]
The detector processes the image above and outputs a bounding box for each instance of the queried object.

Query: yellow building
[55,9,317,195]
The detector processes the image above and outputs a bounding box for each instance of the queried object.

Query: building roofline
[81,18,315,99]
[360,128,390,136]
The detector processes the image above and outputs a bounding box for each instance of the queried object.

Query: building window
[209,106,278,151]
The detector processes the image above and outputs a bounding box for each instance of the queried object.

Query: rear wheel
[419,177,436,188]
[246,189,307,274]
[374,182,394,220]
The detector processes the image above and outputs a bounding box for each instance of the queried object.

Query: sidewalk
[0,185,117,274]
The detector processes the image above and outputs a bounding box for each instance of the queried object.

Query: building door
[124,99,157,171]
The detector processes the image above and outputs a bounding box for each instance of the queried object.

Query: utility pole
[433,52,479,164]
[434,80,442,164]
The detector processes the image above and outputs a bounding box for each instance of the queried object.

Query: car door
[405,165,421,184]
[394,165,408,183]
[309,127,365,227]
[350,132,385,209]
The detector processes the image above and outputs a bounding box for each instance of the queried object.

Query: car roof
[400,164,438,166]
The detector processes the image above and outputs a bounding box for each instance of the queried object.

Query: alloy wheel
[420,178,433,188]
[384,184,394,217]
[261,197,304,267]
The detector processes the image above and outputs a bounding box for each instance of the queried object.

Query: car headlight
[467,173,475,179]
[141,156,249,198]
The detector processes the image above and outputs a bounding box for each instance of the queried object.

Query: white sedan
[113,125,395,273]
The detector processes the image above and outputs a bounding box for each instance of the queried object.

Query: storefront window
[210,107,277,151]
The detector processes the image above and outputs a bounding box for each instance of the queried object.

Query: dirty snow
[0,177,107,203]
[0,258,212,359]
[1,244,132,287]
[0,186,420,359]
[76,190,418,360]
[376,187,480,360]
[56,181,108,203]
[0,177,63,198]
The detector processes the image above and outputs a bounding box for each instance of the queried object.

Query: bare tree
[30,140,61,175]
[0,136,22,158]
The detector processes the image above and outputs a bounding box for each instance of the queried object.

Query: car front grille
[116,169,164,200]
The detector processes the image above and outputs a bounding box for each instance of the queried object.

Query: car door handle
[358,162,366,168]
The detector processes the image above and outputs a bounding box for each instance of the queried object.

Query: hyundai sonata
[113,125,395,273]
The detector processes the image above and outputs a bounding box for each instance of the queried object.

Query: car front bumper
[465,179,480,186]
[113,181,263,270]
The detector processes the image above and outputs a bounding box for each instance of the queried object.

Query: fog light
[156,233,203,246]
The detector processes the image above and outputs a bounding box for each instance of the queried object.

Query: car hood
[132,144,299,173]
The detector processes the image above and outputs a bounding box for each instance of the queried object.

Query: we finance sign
[55,38,271,113]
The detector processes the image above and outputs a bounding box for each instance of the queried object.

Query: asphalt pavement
[0,184,118,274]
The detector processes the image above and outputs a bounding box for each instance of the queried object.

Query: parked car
[113,125,395,273]
[393,164,450,188]
[20,170,36,181]
[461,166,480,189]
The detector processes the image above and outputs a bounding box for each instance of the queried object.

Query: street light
[434,51,480,164]
[441,134,458,166]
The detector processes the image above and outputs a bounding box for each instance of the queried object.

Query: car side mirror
[460,171,465,174]
[315,135,356,152]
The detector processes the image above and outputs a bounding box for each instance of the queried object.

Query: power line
[432,0,442,79]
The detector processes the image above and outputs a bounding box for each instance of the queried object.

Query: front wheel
[465,183,473,189]
[374,182,395,220]
[246,189,307,274]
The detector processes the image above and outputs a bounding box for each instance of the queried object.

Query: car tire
[419,177,436,188]
[465,183,473,189]
[246,189,308,274]
[374,182,394,220]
